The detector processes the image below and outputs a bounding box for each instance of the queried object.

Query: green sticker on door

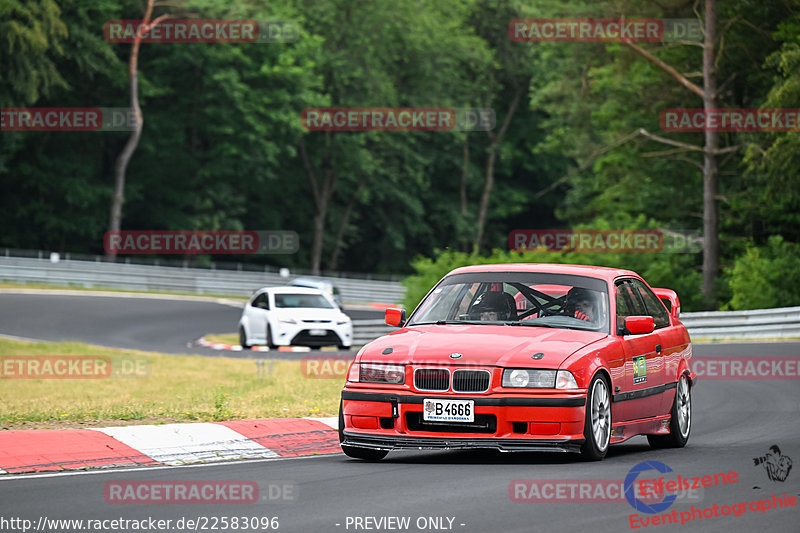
[633,355,647,384]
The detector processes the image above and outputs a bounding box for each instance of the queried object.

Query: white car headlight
[279,318,297,324]
[502,369,556,388]
[501,369,579,389]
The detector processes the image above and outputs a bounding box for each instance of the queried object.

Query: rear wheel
[338,398,388,461]
[580,373,611,461]
[239,326,250,349]
[648,374,691,448]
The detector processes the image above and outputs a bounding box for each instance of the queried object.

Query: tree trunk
[474,86,523,250]
[105,1,167,262]
[107,72,143,262]
[310,208,326,274]
[474,148,497,250]
[300,133,336,275]
[329,181,363,270]
[459,133,470,251]
[702,0,719,305]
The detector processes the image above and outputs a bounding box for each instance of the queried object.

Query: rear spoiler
[652,288,680,322]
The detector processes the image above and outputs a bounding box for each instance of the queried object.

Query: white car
[238,287,353,349]
[289,277,343,307]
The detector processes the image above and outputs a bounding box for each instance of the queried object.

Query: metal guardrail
[352,320,395,346]
[352,306,800,346]
[0,256,406,305]
[680,306,800,339]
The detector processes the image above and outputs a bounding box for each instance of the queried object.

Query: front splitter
[342,432,584,453]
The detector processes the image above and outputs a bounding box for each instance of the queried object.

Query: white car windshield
[408,272,610,333]
[274,293,334,309]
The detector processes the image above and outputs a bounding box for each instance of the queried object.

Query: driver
[565,287,596,322]
[470,291,515,321]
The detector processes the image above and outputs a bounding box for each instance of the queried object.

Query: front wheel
[239,326,251,350]
[648,374,691,448]
[266,324,277,350]
[580,373,611,461]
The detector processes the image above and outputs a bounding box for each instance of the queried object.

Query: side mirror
[623,316,655,335]
[652,288,680,322]
[385,308,406,327]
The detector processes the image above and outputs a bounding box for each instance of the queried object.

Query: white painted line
[304,417,338,430]
[89,423,278,465]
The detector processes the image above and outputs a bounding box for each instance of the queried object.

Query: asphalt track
[0,292,381,358]
[1,292,799,532]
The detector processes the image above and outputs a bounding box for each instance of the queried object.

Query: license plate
[423,399,474,423]
[309,329,327,336]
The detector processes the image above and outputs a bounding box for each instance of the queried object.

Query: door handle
[655,344,662,354]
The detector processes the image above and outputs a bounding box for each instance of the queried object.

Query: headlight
[337,318,350,325]
[347,363,404,384]
[502,369,556,388]
[279,318,297,324]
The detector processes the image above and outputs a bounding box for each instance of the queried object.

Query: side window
[615,280,646,330]
[615,282,631,324]
[252,293,269,310]
[630,279,670,328]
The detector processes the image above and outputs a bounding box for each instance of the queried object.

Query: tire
[648,373,691,449]
[239,326,251,350]
[337,344,352,351]
[338,398,388,461]
[580,373,612,461]
[266,324,277,350]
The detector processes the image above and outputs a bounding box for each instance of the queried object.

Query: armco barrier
[353,320,395,346]
[352,307,800,347]
[680,306,800,339]
[2,253,796,341]
[0,256,405,305]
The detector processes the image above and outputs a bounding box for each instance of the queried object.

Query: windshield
[274,293,334,309]
[408,272,610,333]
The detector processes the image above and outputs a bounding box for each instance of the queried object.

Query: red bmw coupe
[339,264,695,461]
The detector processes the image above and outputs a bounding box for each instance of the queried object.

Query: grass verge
[0,338,343,430]
[205,333,240,345]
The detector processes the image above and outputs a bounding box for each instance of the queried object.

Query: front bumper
[273,322,352,347]
[341,388,587,452]
[342,433,583,453]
